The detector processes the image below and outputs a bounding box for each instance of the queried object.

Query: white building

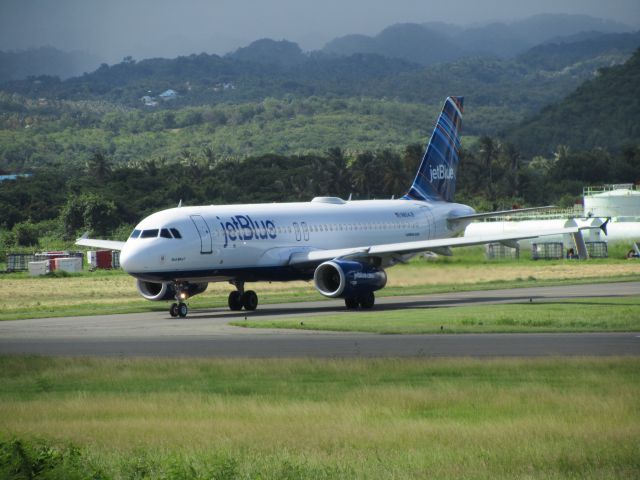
[465,184,640,251]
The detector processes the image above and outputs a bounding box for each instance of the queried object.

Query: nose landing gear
[169,282,190,318]
[169,302,188,318]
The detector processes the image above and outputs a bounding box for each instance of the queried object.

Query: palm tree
[86,151,111,181]
[350,152,375,198]
[379,150,406,197]
[500,143,521,196]
[478,136,498,199]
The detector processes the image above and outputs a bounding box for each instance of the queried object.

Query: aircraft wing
[288,227,584,266]
[75,235,126,251]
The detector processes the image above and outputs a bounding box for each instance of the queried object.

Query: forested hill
[0,47,101,83]
[2,30,638,115]
[0,50,420,106]
[323,14,633,63]
[517,31,640,71]
[506,48,640,156]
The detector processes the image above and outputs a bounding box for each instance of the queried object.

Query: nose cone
[119,243,144,273]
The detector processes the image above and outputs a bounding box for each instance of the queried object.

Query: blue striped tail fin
[403,96,463,202]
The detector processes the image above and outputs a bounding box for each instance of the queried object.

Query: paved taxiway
[1,282,638,357]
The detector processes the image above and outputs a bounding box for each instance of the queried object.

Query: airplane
[77,96,600,317]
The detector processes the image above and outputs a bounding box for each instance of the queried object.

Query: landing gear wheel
[358,292,375,309]
[345,296,359,309]
[169,303,179,317]
[242,290,258,311]
[178,303,188,317]
[228,291,243,311]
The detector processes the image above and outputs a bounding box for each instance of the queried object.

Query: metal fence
[586,241,608,258]
[531,242,564,260]
[485,243,520,260]
[6,253,36,272]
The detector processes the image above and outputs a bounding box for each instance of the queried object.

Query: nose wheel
[169,282,191,318]
[169,302,188,317]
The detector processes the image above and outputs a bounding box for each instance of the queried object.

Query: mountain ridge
[505,48,640,155]
[322,13,635,64]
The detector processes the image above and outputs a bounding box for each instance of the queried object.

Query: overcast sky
[1,0,639,63]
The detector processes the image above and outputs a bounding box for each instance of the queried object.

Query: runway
[1,282,639,357]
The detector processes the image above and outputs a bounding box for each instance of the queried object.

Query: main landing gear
[169,282,189,318]
[344,292,375,310]
[228,280,258,311]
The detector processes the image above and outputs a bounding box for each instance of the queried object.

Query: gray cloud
[1,0,638,64]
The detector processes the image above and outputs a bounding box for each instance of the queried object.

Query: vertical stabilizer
[404,96,463,202]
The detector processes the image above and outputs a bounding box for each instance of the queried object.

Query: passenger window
[130,229,141,239]
[170,228,182,239]
[141,229,159,238]
[160,228,172,239]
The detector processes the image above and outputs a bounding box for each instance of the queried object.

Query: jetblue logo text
[429,164,455,182]
[218,215,277,247]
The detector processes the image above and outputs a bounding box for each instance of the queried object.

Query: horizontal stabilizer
[448,206,556,224]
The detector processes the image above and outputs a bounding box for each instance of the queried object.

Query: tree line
[1,141,638,255]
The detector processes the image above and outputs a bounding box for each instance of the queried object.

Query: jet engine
[136,280,208,301]
[313,260,387,298]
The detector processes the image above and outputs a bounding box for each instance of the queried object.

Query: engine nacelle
[136,280,208,301]
[313,260,387,298]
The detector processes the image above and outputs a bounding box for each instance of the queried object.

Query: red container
[96,250,113,269]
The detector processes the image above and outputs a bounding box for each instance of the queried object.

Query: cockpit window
[170,228,182,239]
[140,229,159,238]
[130,229,141,239]
[160,228,172,239]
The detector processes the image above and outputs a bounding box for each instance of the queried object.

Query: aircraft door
[293,222,302,241]
[420,207,434,239]
[301,222,309,241]
[190,215,213,254]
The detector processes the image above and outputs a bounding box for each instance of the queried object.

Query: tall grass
[1,356,639,478]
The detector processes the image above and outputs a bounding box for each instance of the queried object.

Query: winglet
[600,218,610,235]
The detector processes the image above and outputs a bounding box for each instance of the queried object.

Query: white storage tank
[584,184,640,218]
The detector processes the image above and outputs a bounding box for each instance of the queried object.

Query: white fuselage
[120,197,474,283]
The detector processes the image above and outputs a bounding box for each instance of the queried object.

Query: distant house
[140,95,158,107]
[159,89,178,100]
[212,82,236,93]
[0,173,33,182]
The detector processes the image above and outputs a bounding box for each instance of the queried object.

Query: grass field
[1,248,639,320]
[232,297,640,334]
[1,356,639,479]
